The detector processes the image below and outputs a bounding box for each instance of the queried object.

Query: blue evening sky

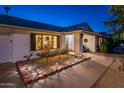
[0,5,111,32]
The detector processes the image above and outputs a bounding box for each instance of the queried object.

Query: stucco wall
[83,33,96,52]
[0,35,10,63]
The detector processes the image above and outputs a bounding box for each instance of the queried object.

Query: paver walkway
[0,53,114,88]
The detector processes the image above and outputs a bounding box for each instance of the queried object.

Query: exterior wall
[61,31,83,55]
[74,32,82,55]
[0,35,10,63]
[0,25,98,63]
[61,34,66,49]
[83,33,96,52]
[11,28,62,62]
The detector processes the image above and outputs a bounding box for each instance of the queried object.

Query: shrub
[99,43,108,53]
[60,48,68,54]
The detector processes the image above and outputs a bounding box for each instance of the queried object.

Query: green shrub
[99,43,108,53]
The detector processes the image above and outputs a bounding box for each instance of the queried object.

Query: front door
[65,34,74,51]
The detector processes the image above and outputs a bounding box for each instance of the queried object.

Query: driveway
[113,44,124,54]
[0,53,114,88]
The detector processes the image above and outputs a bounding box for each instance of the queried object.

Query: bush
[99,43,108,53]
[60,48,68,54]
[98,38,115,53]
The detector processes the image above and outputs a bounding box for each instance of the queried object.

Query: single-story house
[0,14,108,63]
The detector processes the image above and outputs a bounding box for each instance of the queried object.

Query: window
[53,36,57,48]
[98,37,103,45]
[30,33,59,51]
[36,34,42,50]
[30,33,36,51]
[43,35,53,49]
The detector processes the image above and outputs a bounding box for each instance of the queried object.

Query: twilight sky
[0,5,111,32]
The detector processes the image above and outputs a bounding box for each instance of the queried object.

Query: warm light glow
[44,41,47,44]
[43,35,53,49]
[36,34,42,50]
[65,34,74,50]
[53,36,57,48]
[98,37,103,46]
[35,34,58,50]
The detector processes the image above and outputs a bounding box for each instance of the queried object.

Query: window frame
[30,33,60,51]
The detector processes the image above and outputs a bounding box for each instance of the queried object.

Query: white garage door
[0,35,9,63]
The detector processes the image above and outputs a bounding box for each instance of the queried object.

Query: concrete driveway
[113,44,124,54]
[0,53,114,88]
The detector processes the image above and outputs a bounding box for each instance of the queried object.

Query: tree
[105,6,124,41]
[120,32,124,42]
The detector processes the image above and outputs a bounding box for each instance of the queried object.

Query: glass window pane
[36,34,42,50]
[53,36,57,48]
[43,35,53,49]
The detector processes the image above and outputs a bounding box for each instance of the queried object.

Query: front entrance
[65,34,74,54]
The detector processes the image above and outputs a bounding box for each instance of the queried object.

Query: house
[0,14,108,63]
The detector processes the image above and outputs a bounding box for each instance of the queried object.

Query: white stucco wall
[0,35,10,63]
[83,33,96,52]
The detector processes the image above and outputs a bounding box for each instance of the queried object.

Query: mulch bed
[16,57,91,87]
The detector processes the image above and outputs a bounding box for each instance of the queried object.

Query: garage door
[0,35,9,63]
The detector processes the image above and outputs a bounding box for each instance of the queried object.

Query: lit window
[98,37,102,45]
[36,34,42,50]
[43,35,53,49]
[53,36,57,48]
[43,35,59,49]
[31,33,59,51]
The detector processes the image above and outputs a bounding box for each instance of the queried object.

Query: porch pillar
[61,33,66,49]
[74,32,83,55]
